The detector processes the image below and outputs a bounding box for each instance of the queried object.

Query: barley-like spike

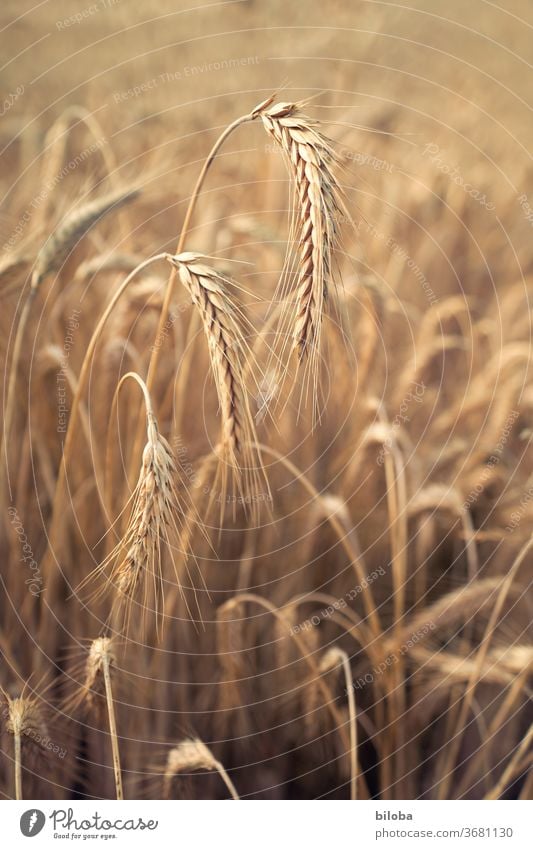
[260,101,345,402]
[32,186,140,290]
[166,252,265,503]
[110,419,187,632]
[2,689,49,800]
[163,738,239,800]
[77,372,201,635]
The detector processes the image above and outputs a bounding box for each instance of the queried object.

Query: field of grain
[0,0,532,800]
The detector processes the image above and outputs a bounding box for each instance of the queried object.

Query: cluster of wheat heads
[1,91,532,801]
[0,94,352,799]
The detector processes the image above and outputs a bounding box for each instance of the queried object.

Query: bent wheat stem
[128,105,269,484]
[38,255,169,664]
[320,647,359,801]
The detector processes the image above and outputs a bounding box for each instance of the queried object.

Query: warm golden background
[1,0,532,800]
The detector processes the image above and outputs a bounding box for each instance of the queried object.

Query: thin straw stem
[14,728,22,800]
[340,652,358,801]
[102,653,123,801]
[128,112,257,482]
[213,759,240,800]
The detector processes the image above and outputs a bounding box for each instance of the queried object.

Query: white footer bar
[4,800,531,848]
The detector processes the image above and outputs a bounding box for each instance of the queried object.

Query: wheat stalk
[259,100,345,399]
[485,724,533,800]
[36,106,129,239]
[163,738,239,800]
[438,537,533,799]
[320,647,359,801]
[74,252,144,281]
[216,597,249,719]
[37,254,170,663]
[81,637,123,800]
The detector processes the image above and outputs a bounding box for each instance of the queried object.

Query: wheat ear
[260,101,344,401]
[79,372,197,634]
[2,689,49,800]
[166,252,265,502]
[163,738,239,800]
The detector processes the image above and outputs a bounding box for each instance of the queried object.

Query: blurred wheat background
[0,0,532,800]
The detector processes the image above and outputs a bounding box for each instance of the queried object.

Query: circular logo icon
[20,810,46,837]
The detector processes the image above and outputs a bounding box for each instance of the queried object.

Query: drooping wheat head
[163,738,239,800]
[166,252,266,506]
[75,371,201,636]
[112,417,190,632]
[259,100,345,407]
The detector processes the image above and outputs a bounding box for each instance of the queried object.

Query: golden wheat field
[0,0,532,805]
